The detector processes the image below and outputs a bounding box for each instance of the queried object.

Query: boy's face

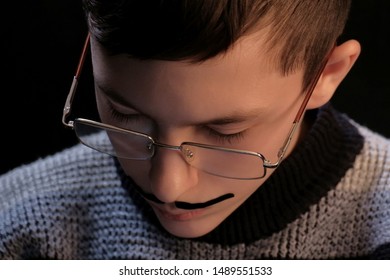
[90,32,306,238]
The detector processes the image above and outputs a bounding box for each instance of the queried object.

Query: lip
[153,206,206,221]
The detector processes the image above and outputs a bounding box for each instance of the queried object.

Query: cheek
[118,158,151,188]
[221,177,267,202]
[196,172,270,210]
[202,162,277,208]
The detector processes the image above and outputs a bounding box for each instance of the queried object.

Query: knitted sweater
[0,104,389,259]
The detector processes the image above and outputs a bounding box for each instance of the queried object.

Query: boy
[0,0,389,259]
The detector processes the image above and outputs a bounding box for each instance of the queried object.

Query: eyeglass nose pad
[182,147,195,162]
[147,142,155,156]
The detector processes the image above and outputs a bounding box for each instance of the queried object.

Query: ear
[306,39,361,109]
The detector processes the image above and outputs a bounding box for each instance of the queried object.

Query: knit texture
[0,104,389,259]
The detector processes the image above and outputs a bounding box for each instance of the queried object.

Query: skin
[90,29,360,239]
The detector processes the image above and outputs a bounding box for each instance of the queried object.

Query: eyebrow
[96,82,264,126]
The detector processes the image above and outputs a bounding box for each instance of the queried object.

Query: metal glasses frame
[62,34,332,179]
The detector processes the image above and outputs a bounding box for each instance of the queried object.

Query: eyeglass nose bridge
[150,142,195,162]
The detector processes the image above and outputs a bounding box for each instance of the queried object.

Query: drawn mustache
[133,184,234,210]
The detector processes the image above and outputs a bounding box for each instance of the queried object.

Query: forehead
[90,31,303,124]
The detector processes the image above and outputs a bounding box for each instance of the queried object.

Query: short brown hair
[82,0,351,91]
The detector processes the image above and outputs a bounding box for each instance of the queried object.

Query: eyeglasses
[62,34,330,180]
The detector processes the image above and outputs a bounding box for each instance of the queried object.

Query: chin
[152,208,227,239]
[160,220,218,239]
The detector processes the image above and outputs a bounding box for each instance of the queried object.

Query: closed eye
[109,105,144,124]
[103,97,146,125]
[204,126,246,145]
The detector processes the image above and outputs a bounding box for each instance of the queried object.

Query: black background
[1,0,389,175]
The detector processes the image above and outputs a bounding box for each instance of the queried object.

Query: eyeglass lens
[74,119,266,179]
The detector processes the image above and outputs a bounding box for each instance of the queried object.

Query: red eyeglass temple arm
[62,34,91,127]
[274,46,334,164]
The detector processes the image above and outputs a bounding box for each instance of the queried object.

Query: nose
[149,143,199,203]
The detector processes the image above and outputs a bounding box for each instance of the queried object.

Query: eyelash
[204,126,245,144]
[108,105,143,124]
